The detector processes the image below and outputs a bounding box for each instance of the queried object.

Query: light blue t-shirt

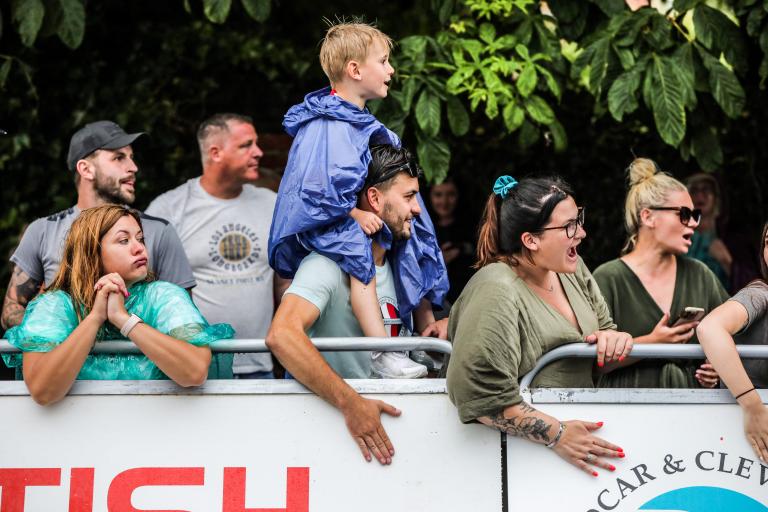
[285,252,408,378]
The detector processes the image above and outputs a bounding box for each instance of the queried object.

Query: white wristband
[120,314,143,337]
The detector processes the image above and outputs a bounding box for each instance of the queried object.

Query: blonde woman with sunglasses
[593,158,729,388]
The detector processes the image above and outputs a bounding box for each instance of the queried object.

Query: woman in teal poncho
[3,204,233,405]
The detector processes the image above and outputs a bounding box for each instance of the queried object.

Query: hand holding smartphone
[670,306,705,327]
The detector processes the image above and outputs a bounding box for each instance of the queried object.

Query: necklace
[525,274,555,293]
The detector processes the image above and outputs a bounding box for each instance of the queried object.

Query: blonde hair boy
[319,22,394,86]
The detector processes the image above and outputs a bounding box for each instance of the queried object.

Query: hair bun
[627,158,659,187]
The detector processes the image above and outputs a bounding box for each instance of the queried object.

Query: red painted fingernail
[619,452,625,458]
[592,471,599,477]
[617,447,623,452]
[609,464,616,471]
[598,361,604,368]
[597,421,604,427]
[619,356,625,362]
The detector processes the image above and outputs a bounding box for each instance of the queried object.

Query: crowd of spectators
[1,20,766,469]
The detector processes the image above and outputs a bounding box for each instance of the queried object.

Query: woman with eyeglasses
[593,158,729,388]
[447,175,632,476]
[697,221,768,462]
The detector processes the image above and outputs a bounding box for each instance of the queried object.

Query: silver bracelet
[120,314,143,337]
[545,422,566,449]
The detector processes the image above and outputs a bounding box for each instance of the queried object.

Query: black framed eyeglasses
[648,206,702,226]
[539,207,585,239]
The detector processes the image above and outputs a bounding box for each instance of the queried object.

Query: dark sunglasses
[366,161,423,188]
[648,206,702,226]
[539,207,585,239]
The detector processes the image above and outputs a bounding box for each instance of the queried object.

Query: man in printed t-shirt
[147,113,290,379]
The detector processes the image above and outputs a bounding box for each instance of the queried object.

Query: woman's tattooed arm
[479,402,555,444]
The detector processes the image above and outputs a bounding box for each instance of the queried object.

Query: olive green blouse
[447,258,616,423]
[593,256,728,388]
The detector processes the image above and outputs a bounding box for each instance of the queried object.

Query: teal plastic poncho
[2,280,234,380]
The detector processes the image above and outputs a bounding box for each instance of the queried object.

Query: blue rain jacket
[269,87,448,328]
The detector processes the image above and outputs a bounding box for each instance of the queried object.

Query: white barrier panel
[507,389,768,511]
[0,380,501,512]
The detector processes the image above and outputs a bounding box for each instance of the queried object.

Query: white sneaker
[371,351,428,379]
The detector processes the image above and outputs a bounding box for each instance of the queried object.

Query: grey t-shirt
[11,206,196,289]
[147,178,277,374]
[731,281,768,388]
[285,252,407,379]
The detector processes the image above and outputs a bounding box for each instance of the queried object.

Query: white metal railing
[0,337,453,355]
[519,343,768,390]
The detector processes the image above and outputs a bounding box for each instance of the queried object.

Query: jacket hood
[283,87,379,137]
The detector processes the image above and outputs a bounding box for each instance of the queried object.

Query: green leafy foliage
[241,0,271,21]
[1,0,768,317]
[203,0,232,24]
[57,0,86,49]
[12,0,44,47]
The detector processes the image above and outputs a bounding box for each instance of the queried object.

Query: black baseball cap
[67,120,146,171]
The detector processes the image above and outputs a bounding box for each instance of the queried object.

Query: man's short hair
[196,113,254,159]
[362,145,422,196]
[319,21,393,84]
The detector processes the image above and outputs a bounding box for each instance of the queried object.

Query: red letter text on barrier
[0,468,61,512]
[69,468,95,512]
[107,467,204,512]
[222,467,309,512]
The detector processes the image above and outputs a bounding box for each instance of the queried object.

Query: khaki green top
[593,256,729,388]
[447,258,616,424]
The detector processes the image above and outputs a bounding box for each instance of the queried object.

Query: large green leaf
[650,55,686,146]
[643,13,674,51]
[607,68,641,121]
[436,0,454,24]
[674,43,697,109]
[446,95,470,136]
[241,0,270,22]
[516,63,537,98]
[203,0,231,24]
[693,5,747,73]
[12,0,44,47]
[400,36,428,71]
[416,134,450,183]
[673,0,703,11]
[478,23,496,44]
[57,0,85,49]
[698,47,745,118]
[415,88,441,137]
[0,59,12,89]
[399,78,419,114]
[502,101,525,132]
[546,119,567,153]
[524,95,555,125]
[537,67,561,100]
[614,8,654,46]
[588,38,611,94]
[591,0,625,16]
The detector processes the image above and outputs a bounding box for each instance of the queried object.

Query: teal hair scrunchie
[493,175,518,199]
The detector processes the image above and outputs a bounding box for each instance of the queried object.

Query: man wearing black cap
[1,121,195,330]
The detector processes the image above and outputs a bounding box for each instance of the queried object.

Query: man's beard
[93,169,134,205]
[381,203,412,240]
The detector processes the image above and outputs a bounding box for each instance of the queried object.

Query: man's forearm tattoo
[489,405,552,444]
[1,267,41,329]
